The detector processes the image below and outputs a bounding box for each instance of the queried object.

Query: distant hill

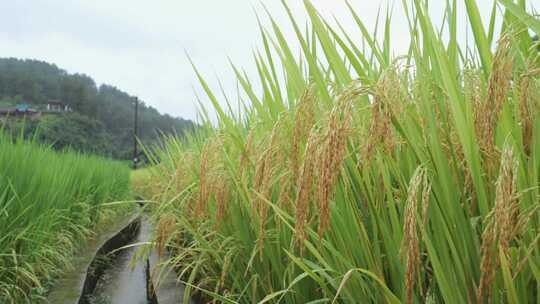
[0,58,194,159]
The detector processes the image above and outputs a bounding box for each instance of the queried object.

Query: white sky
[0,0,532,121]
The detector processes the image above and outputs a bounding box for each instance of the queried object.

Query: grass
[0,132,130,302]
[138,0,540,303]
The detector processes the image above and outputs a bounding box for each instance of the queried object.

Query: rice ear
[401,166,428,304]
[477,34,513,174]
[477,145,518,303]
[294,128,319,252]
[316,81,364,237]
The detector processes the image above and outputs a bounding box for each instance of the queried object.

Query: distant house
[46,101,71,112]
[0,103,41,119]
[0,100,72,121]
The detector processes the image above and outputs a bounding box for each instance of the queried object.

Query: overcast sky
[0,1,525,121]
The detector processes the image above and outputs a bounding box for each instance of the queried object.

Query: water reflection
[89,223,148,304]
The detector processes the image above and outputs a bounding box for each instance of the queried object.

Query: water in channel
[88,219,152,304]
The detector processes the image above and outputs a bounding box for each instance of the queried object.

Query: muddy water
[89,219,152,304]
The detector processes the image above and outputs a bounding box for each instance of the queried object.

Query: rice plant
[141,0,540,303]
[0,132,130,302]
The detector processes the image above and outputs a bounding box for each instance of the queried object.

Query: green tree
[0,58,195,159]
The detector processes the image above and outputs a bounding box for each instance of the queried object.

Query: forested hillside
[0,58,193,159]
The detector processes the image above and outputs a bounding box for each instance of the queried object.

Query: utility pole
[133,97,139,170]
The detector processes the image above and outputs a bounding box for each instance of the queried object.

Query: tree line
[0,58,194,159]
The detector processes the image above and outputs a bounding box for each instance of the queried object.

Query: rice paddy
[138,0,540,303]
[0,132,130,302]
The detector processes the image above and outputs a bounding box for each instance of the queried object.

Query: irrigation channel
[86,216,149,304]
[47,211,194,304]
